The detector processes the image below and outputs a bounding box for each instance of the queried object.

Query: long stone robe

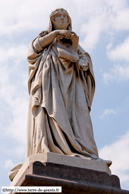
[26,31,99,160]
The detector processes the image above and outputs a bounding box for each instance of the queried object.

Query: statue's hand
[56,30,71,39]
[78,55,90,71]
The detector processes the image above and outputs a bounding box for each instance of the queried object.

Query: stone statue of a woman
[26,8,106,162]
[9,8,112,182]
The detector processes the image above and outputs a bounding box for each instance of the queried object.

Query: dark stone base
[13,161,129,194]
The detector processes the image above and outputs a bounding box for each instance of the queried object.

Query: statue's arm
[77,45,95,109]
[77,45,91,72]
[33,30,71,53]
[77,53,90,71]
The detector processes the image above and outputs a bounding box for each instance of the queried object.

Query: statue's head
[47,8,72,32]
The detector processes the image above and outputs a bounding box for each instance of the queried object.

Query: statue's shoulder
[32,31,48,43]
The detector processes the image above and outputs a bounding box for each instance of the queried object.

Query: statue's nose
[60,15,64,19]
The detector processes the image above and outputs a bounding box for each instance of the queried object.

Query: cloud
[0,0,128,149]
[103,36,129,83]
[0,45,28,63]
[77,0,129,51]
[109,8,129,31]
[103,64,129,83]
[4,97,28,145]
[99,130,129,189]
[7,146,25,159]
[100,109,116,119]
[0,44,28,145]
[107,37,129,62]
[0,76,28,146]
[4,160,14,169]
[0,0,129,51]
[79,16,105,51]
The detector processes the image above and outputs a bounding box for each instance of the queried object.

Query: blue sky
[0,0,129,191]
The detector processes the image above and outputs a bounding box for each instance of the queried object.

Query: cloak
[26,30,99,160]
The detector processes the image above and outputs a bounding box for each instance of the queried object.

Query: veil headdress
[47,8,72,32]
[46,8,79,62]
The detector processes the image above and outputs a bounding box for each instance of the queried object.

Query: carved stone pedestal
[10,153,129,194]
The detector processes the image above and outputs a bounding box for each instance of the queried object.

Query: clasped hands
[55,29,77,40]
[55,30,89,71]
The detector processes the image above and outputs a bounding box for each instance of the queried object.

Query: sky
[0,0,129,191]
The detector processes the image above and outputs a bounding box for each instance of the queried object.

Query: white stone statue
[9,8,112,182]
[26,8,107,161]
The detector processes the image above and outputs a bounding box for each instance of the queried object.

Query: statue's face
[52,11,69,30]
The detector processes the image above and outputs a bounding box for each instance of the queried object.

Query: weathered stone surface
[11,152,111,186]
[9,8,112,183]
[26,8,110,167]
[12,161,129,194]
